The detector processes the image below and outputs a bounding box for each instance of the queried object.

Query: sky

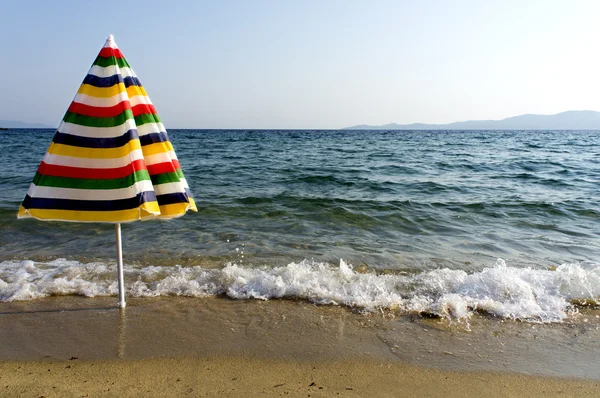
[1,0,599,129]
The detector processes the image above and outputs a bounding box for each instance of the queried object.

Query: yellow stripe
[126,85,148,98]
[17,202,161,223]
[48,140,142,159]
[77,84,147,99]
[78,83,127,98]
[156,199,197,219]
[141,141,175,157]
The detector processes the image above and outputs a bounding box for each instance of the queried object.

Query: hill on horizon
[344,110,600,130]
[0,120,53,129]
[4,111,600,130]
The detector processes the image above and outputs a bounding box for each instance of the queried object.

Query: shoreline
[2,355,600,397]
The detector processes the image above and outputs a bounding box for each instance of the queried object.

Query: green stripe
[93,56,131,68]
[151,170,184,185]
[135,113,162,126]
[33,170,151,190]
[63,110,134,128]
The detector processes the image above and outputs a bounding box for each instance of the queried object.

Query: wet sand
[1,296,599,396]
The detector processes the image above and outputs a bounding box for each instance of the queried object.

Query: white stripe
[103,40,118,49]
[71,92,130,108]
[129,95,154,106]
[69,93,155,110]
[88,65,136,78]
[70,93,155,109]
[27,180,155,201]
[58,120,137,138]
[42,149,145,168]
[144,151,179,166]
[180,178,190,189]
[152,181,188,195]
[137,122,165,136]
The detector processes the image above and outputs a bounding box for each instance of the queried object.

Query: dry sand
[2,356,600,398]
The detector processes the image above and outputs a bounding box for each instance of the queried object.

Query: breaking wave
[1,258,599,322]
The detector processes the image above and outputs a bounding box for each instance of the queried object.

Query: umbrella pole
[115,223,126,309]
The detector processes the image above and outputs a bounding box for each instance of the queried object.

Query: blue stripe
[52,130,168,148]
[52,130,140,148]
[82,75,142,88]
[123,76,142,88]
[157,192,192,206]
[22,191,158,212]
[139,132,169,146]
[82,74,123,88]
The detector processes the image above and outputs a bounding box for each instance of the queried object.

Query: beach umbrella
[17,34,197,308]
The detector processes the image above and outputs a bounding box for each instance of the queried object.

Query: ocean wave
[1,258,598,322]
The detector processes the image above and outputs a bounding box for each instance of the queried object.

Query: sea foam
[1,258,599,322]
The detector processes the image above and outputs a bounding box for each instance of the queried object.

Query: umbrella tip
[107,34,115,41]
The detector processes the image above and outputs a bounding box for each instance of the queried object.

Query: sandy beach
[3,355,600,397]
[1,296,599,397]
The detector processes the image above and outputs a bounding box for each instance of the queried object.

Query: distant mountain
[0,120,53,129]
[344,110,600,130]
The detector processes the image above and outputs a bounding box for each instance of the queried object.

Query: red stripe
[38,159,147,180]
[99,47,124,58]
[131,104,157,117]
[146,161,178,176]
[68,101,132,118]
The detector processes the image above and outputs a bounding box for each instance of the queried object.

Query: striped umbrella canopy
[18,35,197,308]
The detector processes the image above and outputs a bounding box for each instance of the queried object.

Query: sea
[1,129,600,324]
